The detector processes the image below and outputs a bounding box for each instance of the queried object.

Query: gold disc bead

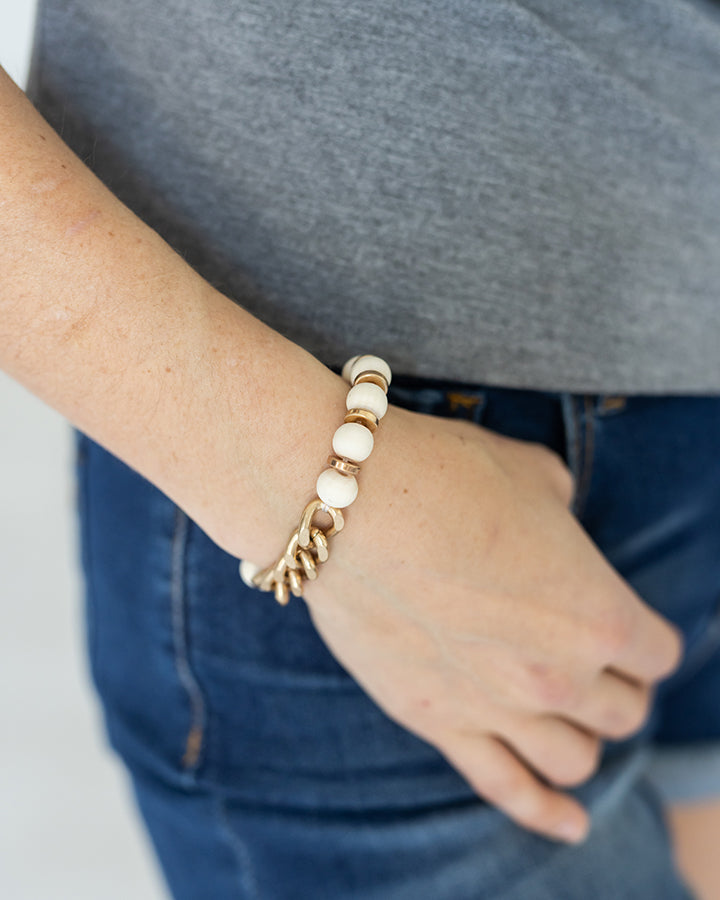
[327,455,361,476]
[344,409,379,432]
[353,371,389,393]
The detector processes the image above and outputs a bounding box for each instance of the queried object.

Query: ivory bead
[332,422,374,462]
[342,355,362,383]
[239,559,261,588]
[346,383,388,419]
[316,468,358,508]
[350,355,392,387]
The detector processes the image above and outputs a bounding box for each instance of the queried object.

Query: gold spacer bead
[326,455,361,476]
[344,408,379,433]
[353,371,389,393]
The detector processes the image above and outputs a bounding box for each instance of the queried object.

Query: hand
[301,404,683,843]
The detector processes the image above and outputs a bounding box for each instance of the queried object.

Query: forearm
[0,66,345,561]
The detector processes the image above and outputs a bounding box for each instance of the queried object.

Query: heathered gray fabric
[27,0,720,392]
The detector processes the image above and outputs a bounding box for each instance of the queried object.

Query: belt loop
[445,390,487,424]
[597,395,627,415]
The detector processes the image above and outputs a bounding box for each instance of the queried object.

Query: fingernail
[555,820,589,844]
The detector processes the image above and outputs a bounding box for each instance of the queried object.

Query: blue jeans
[74,377,720,899]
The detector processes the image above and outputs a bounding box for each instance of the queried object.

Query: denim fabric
[74,377,720,899]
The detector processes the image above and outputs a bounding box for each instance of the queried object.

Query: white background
[0,2,166,897]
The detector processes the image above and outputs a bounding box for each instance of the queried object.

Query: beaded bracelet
[238,354,392,605]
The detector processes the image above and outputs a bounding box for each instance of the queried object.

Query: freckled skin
[65,208,101,237]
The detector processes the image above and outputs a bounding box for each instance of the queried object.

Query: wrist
[237,353,398,604]
[167,295,349,563]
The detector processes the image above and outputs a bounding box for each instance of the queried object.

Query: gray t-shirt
[27,0,720,393]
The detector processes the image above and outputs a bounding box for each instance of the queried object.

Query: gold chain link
[250,499,345,605]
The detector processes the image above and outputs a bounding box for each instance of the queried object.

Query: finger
[441,732,591,844]
[606,592,684,684]
[470,647,650,741]
[566,668,653,740]
[500,713,602,788]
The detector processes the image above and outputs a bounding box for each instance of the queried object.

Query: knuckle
[526,664,580,711]
[489,665,536,710]
[591,608,634,661]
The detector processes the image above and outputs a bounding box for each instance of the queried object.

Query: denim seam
[169,506,207,778]
[574,394,596,519]
[213,796,261,900]
[75,431,100,689]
